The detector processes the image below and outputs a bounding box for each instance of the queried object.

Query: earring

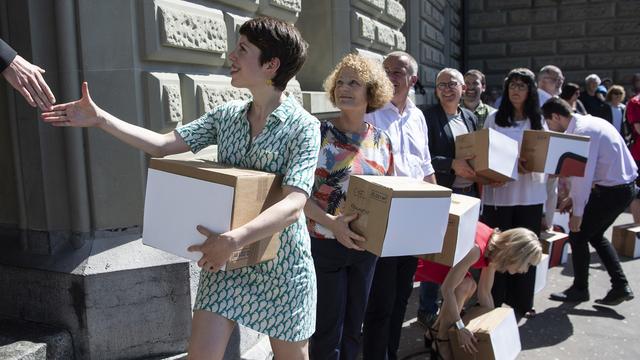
[266,79,273,86]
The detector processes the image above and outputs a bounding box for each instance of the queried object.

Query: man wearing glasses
[424,68,478,194]
[537,65,564,105]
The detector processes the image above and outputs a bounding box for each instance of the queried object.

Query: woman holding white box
[42,17,319,360]
[304,54,394,359]
[423,222,542,359]
[481,68,547,319]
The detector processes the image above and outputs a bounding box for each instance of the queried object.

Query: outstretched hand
[41,82,102,127]
[2,55,56,110]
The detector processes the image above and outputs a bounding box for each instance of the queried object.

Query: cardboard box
[455,128,519,184]
[539,230,569,267]
[142,159,282,270]
[612,223,640,258]
[534,253,549,294]
[421,194,481,267]
[449,307,521,360]
[521,130,590,177]
[344,175,452,257]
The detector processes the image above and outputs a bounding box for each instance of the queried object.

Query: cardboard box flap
[539,230,567,243]
[449,193,481,216]
[524,129,590,142]
[149,158,274,186]
[350,175,452,198]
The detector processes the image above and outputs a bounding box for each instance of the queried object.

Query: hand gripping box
[421,194,481,267]
[455,128,519,184]
[612,223,640,258]
[521,130,590,177]
[142,159,282,270]
[539,230,569,267]
[449,307,521,360]
[343,175,452,257]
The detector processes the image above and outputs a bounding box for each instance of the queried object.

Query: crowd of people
[3,16,639,360]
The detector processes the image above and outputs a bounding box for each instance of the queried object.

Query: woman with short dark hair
[43,17,319,359]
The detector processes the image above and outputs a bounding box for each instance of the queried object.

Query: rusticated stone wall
[466,0,640,91]
[405,0,464,105]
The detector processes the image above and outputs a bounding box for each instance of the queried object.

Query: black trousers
[481,203,542,316]
[310,238,378,360]
[570,183,635,290]
[362,256,418,360]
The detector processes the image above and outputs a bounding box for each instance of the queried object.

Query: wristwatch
[455,319,465,330]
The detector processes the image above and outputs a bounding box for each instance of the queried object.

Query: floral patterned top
[308,120,394,239]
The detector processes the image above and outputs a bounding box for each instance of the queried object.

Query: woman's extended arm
[41,82,189,157]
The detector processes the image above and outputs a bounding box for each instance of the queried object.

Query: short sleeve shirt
[308,121,394,239]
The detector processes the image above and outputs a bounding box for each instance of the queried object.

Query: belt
[594,181,635,190]
[452,185,475,193]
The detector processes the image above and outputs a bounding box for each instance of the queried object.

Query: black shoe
[549,286,590,302]
[595,285,634,306]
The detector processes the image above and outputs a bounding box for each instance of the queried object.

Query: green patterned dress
[176,95,320,341]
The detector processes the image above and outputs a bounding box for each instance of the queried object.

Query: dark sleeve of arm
[426,114,453,174]
[0,38,18,73]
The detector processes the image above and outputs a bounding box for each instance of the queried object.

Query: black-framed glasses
[508,82,528,91]
[436,81,460,90]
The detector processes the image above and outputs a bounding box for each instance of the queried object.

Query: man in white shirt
[537,65,563,105]
[362,51,436,360]
[543,98,636,305]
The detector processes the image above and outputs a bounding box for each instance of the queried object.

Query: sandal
[423,326,439,349]
[430,337,449,360]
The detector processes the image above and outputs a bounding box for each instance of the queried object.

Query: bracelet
[455,319,465,330]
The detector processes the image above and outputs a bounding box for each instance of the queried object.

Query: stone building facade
[0,0,638,359]
[466,0,640,93]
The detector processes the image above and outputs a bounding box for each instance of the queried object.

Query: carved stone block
[394,30,406,51]
[468,43,507,57]
[488,0,532,9]
[352,11,376,47]
[588,53,640,68]
[508,8,557,24]
[586,20,638,36]
[508,40,556,56]
[533,23,585,39]
[386,0,406,26]
[257,0,301,23]
[144,72,183,133]
[141,0,226,66]
[421,2,444,30]
[469,12,507,27]
[533,55,585,71]
[375,21,397,48]
[215,0,259,13]
[485,26,531,42]
[420,22,445,48]
[420,43,446,66]
[559,3,615,21]
[485,57,532,72]
[558,37,615,54]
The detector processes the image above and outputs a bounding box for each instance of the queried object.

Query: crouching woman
[417,222,542,359]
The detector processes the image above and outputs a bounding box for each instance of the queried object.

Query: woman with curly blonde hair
[421,222,542,359]
[305,53,394,359]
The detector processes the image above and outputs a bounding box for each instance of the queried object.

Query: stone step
[0,319,72,360]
